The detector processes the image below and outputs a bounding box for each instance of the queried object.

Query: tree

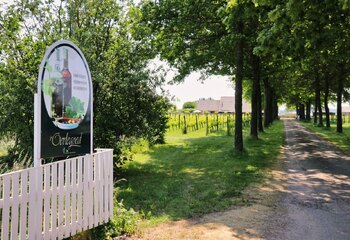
[182,101,197,109]
[256,0,350,131]
[0,0,170,168]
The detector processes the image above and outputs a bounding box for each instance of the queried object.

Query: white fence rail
[0,149,114,240]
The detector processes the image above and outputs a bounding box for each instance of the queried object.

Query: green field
[301,121,350,154]
[0,140,10,173]
[117,121,284,226]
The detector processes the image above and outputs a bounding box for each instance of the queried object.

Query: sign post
[35,40,93,163]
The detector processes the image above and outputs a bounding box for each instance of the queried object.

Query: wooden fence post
[206,114,209,135]
[227,114,230,136]
[183,115,187,134]
[216,114,219,131]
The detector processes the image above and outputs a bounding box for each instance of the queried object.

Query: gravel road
[267,119,350,240]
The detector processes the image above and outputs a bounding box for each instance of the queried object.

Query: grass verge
[0,140,10,174]
[117,120,284,227]
[0,140,8,157]
[300,121,350,153]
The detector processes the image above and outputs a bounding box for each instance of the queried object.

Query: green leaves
[65,97,85,119]
[339,0,350,9]
[42,79,54,96]
[45,63,53,73]
[42,64,54,96]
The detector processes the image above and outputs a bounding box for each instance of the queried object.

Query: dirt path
[133,119,350,240]
[266,119,350,239]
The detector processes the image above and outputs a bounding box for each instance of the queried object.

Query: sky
[163,73,234,109]
[147,58,235,109]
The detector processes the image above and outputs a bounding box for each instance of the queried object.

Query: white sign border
[34,40,93,167]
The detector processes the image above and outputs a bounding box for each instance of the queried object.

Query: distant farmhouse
[196,96,251,113]
[342,104,350,116]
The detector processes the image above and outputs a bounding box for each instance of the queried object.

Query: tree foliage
[182,101,197,109]
[257,0,350,130]
[0,0,170,167]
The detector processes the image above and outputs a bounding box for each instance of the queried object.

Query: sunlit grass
[301,121,350,153]
[0,140,10,174]
[117,121,284,226]
[0,141,8,157]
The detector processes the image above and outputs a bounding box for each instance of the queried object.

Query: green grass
[301,121,350,153]
[0,141,8,157]
[0,140,10,174]
[0,139,30,174]
[117,121,284,226]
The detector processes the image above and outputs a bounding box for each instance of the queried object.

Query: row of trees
[137,0,349,151]
[273,1,350,133]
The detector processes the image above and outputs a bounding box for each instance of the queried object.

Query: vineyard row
[167,113,251,135]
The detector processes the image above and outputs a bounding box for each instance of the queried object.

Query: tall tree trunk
[315,73,323,126]
[314,75,320,125]
[272,93,278,121]
[324,76,330,128]
[296,104,300,119]
[337,64,345,133]
[299,104,305,120]
[257,79,264,132]
[234,20,244,151]
[250,53,259,139]
[314,81,318,124]
[263,77,272,127]
[306,100,311,120]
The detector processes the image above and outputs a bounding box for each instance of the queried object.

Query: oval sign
[37,40,93,160]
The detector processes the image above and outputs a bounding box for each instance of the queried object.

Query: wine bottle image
[62,48,72,113]
[52,49,63,118]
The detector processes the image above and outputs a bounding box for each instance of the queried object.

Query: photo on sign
[42,46,90,130]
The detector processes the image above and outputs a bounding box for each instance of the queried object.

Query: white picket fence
[0,149,114,240]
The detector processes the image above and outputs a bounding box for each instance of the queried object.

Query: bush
[89,201,142,239]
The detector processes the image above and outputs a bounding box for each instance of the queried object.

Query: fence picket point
[10,172,20,240]
[93,154,100,227]
[104,152,109,222]
[65,159,71,237]
[0,150,113,240]
[51,163,58,239]
[43,165,50,239]
[19,170,28,240]
[98,152,104,223]
[77,156,83,233]
[71,158,77,236]
[1,175,10,240]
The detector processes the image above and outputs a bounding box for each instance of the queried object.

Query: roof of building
[219,96,235,112]
[196,97,251,113]
[197,98,220,112]
[342,105,350,113]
